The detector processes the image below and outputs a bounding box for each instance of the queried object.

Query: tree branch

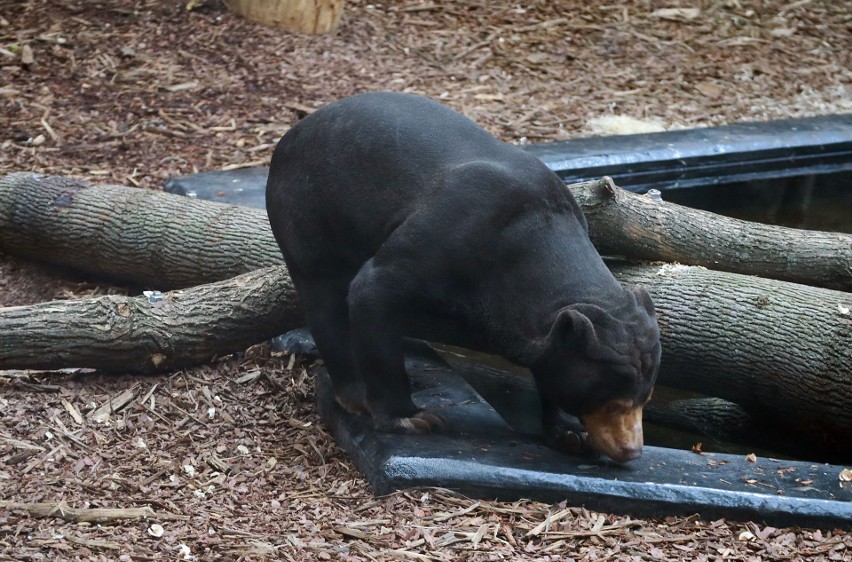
[0,500,186,523]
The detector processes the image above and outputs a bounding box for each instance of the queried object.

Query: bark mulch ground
[1,1,850,560]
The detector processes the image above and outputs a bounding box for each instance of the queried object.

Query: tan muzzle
[582,399,644,463]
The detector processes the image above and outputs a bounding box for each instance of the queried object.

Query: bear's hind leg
[298,279,367,415]
[347,258,446,434]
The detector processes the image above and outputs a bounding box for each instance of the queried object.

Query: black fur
[266,92,660,451]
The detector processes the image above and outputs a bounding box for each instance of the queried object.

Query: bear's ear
[548,307,599,353]
[632,285,655,316]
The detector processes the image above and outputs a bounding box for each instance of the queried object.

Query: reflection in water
[663,171,852,233]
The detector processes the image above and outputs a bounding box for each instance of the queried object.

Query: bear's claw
[386,411,446,434]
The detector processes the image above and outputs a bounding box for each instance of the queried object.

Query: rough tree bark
[573,178,852,291]
[224,0,344,34]
[1,260,849,442]
[645,397,755,440]
[0,266,300,373]
[642,398,836,462]
[611,263,851,442]
[2,173,850,291]
[0,173,281,289]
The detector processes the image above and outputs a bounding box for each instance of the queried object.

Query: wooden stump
[225,0,345,34]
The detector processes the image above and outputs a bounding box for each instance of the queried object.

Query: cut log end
[225,0,345,34]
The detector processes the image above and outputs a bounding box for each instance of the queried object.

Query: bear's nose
[613,446,642,463]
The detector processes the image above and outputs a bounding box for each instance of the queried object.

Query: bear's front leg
[347,258,446,434]
[540,396,601,458]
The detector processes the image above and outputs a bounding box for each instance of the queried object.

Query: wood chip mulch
[1,1,851,560]
[3,355,851,561]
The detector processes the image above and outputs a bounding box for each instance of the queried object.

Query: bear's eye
[605,402,622,415]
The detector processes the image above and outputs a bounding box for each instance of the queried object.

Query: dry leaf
[746,453,757,463]
[21,44,34,66]
[288,417,312,429]
[696,81,723,99]
[650,8,701,21]
[738,530,756,541]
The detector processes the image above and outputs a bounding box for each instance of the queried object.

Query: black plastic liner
[165,114,852,232]
[314,344,852,529]
[524,113,852,192]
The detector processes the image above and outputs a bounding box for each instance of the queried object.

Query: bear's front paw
[379,411,447,434]
[546,428,601,459]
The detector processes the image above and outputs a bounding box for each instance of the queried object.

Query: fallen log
[611,262,851,443]
[0,266,300,373]
[0,173,281,289]
[1,261,849,444]
[642,397,836,462]
[2,173,850,291]
[572,178,852,291]
[645,397,755,441]
[1,173,850,444]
